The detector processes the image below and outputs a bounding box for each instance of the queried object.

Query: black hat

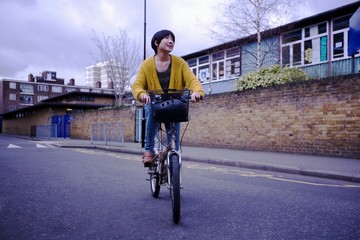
[151,29,175,54]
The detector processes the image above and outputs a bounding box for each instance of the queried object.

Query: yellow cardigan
[132,55,205,101]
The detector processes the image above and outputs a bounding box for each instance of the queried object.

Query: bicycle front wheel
[170,154,181,224]
[149,166,160,198]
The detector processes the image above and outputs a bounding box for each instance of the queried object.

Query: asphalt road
[1,136,360,239]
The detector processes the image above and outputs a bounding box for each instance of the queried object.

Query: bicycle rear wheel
[149,166,160,198]
[170,154,181,224]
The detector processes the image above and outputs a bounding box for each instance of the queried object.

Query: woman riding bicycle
[131,29,204,165]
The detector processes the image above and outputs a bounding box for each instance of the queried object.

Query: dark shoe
[142,152,154,165]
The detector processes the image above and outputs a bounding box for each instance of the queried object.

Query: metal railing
[90,122,125,146]
[35,124,58,139]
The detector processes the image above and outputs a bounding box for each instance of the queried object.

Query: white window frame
[51,86,63,93]
[9,93,16,100]
[9,82,16,89]
[38,95,48,102]
[303,21,329,66]
[37,85,49,92]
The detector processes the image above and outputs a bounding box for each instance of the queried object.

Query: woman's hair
[151,29,175,54]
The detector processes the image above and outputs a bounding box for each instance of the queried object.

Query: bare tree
[91,29,142,106]
[209,0,302,70]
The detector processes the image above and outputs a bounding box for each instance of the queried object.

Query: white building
[85,62,113,89]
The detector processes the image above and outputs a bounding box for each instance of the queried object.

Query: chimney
[68,78,75,85]
[108,81,114,89]
[28,74,34,82]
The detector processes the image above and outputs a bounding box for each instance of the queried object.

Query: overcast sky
[0,0,358,85]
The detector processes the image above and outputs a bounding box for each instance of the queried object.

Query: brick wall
[185,76,360,159]
[70,75,360,159]
[2,108,50,136]
[70,107,135,141]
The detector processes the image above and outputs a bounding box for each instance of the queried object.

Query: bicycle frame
[147,89,190,224]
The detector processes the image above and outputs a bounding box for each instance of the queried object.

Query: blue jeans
[144,104,180,153]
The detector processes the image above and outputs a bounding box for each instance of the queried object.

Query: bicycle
[146,89,192,224]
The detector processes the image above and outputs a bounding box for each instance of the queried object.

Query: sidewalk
[37,138,360,183]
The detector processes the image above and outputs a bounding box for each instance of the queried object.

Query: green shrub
[236,65,308,91]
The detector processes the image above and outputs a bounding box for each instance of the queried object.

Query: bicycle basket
[150,89,190,123]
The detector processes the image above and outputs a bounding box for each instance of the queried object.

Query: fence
[90,122,125,146]
[33,124,58,139]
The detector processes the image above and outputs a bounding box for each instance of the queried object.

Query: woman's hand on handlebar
[140,93,151,104]
[191,92,202,102]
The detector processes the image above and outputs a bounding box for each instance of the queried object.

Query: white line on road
[7,144,22,148]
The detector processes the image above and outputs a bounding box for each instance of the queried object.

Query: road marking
[36,144,48,148]
[185,163,360,188]
[7,144,22,148]
[72,149,360,188]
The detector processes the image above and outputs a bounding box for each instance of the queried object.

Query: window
[80,88,90,92]
[225,48,241,78]
[333,33,344,58]
[38,96,48,102]
[212,51,225,81]
[52,86,62,93]
[20,95,34,104]
[187,58,197,67]
[198,55,210,82]
[198,56,209,64]
[9,93,16,100]
[332,15,350,60]
[282,22,329,67]
[65,88,77,92]
[333,15,349,31]
[198,65,210,83]
[20,83,34,94]
[37,85,49,92]
[282,29,302,44]
[9,82,16,89]
[226,57,241,77]
[282,46,290,66]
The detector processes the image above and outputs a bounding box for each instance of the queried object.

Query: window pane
[226,57,240,77]
[198,56,209,64]
[282,29,302,44]
[9,93,16,100]
[318,22,327,34]
[304,40,312,64]
[219,62,224,79]
[212,63,218,80]
[282,46,290,66]
[226,47,240,58]
[333,32,344,58]
[198,65,209,82]
[9,82,16,89]
[304,37,327,65]
[20,95,34,104]
[293,43,301,66]
[20,84,34,93]
[333,16,350,31]
[187,58,197,67]
[320,36,328,61]
[212,51,224,61]
[192,68,197,77]
[52,86,63,93]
